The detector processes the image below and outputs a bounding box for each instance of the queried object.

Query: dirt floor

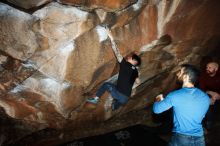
[61,102,220,146]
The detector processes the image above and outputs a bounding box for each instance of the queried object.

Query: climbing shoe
[87,97,99,104]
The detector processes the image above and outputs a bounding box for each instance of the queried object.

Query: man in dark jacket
[199,61,220,130]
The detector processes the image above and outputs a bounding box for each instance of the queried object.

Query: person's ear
[127,56,132,60]
[183,74,189,82]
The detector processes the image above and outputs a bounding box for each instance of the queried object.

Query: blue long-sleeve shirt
[153,87,210,136]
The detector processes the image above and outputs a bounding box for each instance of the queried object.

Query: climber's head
[127,53,141,66]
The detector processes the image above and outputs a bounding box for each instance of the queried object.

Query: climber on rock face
[86,27,141,110]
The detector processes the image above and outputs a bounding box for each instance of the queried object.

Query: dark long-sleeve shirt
[199,71,220,93]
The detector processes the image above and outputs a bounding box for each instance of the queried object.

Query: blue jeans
[96,82,128,109]
[168,133,205,146]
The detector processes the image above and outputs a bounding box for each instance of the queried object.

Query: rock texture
[0,3,38,60]
[58,0,137,11]
[0,0,220,145]
[6,0,51,9]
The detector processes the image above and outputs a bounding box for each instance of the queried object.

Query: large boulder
[0,3,38,61]
[31,2,100,80]
[6,0,51,9]
[0,0,220,145]
[57,0,137,11]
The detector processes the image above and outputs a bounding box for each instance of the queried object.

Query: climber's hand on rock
[105,28,114,40]
[155,94,164,102]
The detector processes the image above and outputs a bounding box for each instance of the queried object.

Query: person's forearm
[206,91,220,105]
[153,100,172,114]
[135,78,141,85]
[105,27,123,63]
[153,95,172,114]
[153,102,168,114]
[110,39,123,63]
[207,91,220,98]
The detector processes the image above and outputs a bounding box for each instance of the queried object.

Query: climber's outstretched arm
[105,27,123,63]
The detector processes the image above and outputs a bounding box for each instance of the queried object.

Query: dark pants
[96,82,128,109]
[203,105,214,129]
[168,133,205,146]
[203,100,220,129]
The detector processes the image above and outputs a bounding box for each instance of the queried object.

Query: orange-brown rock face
[58,0,137,10]
[0,0,220,145]
[6,0,52,9]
